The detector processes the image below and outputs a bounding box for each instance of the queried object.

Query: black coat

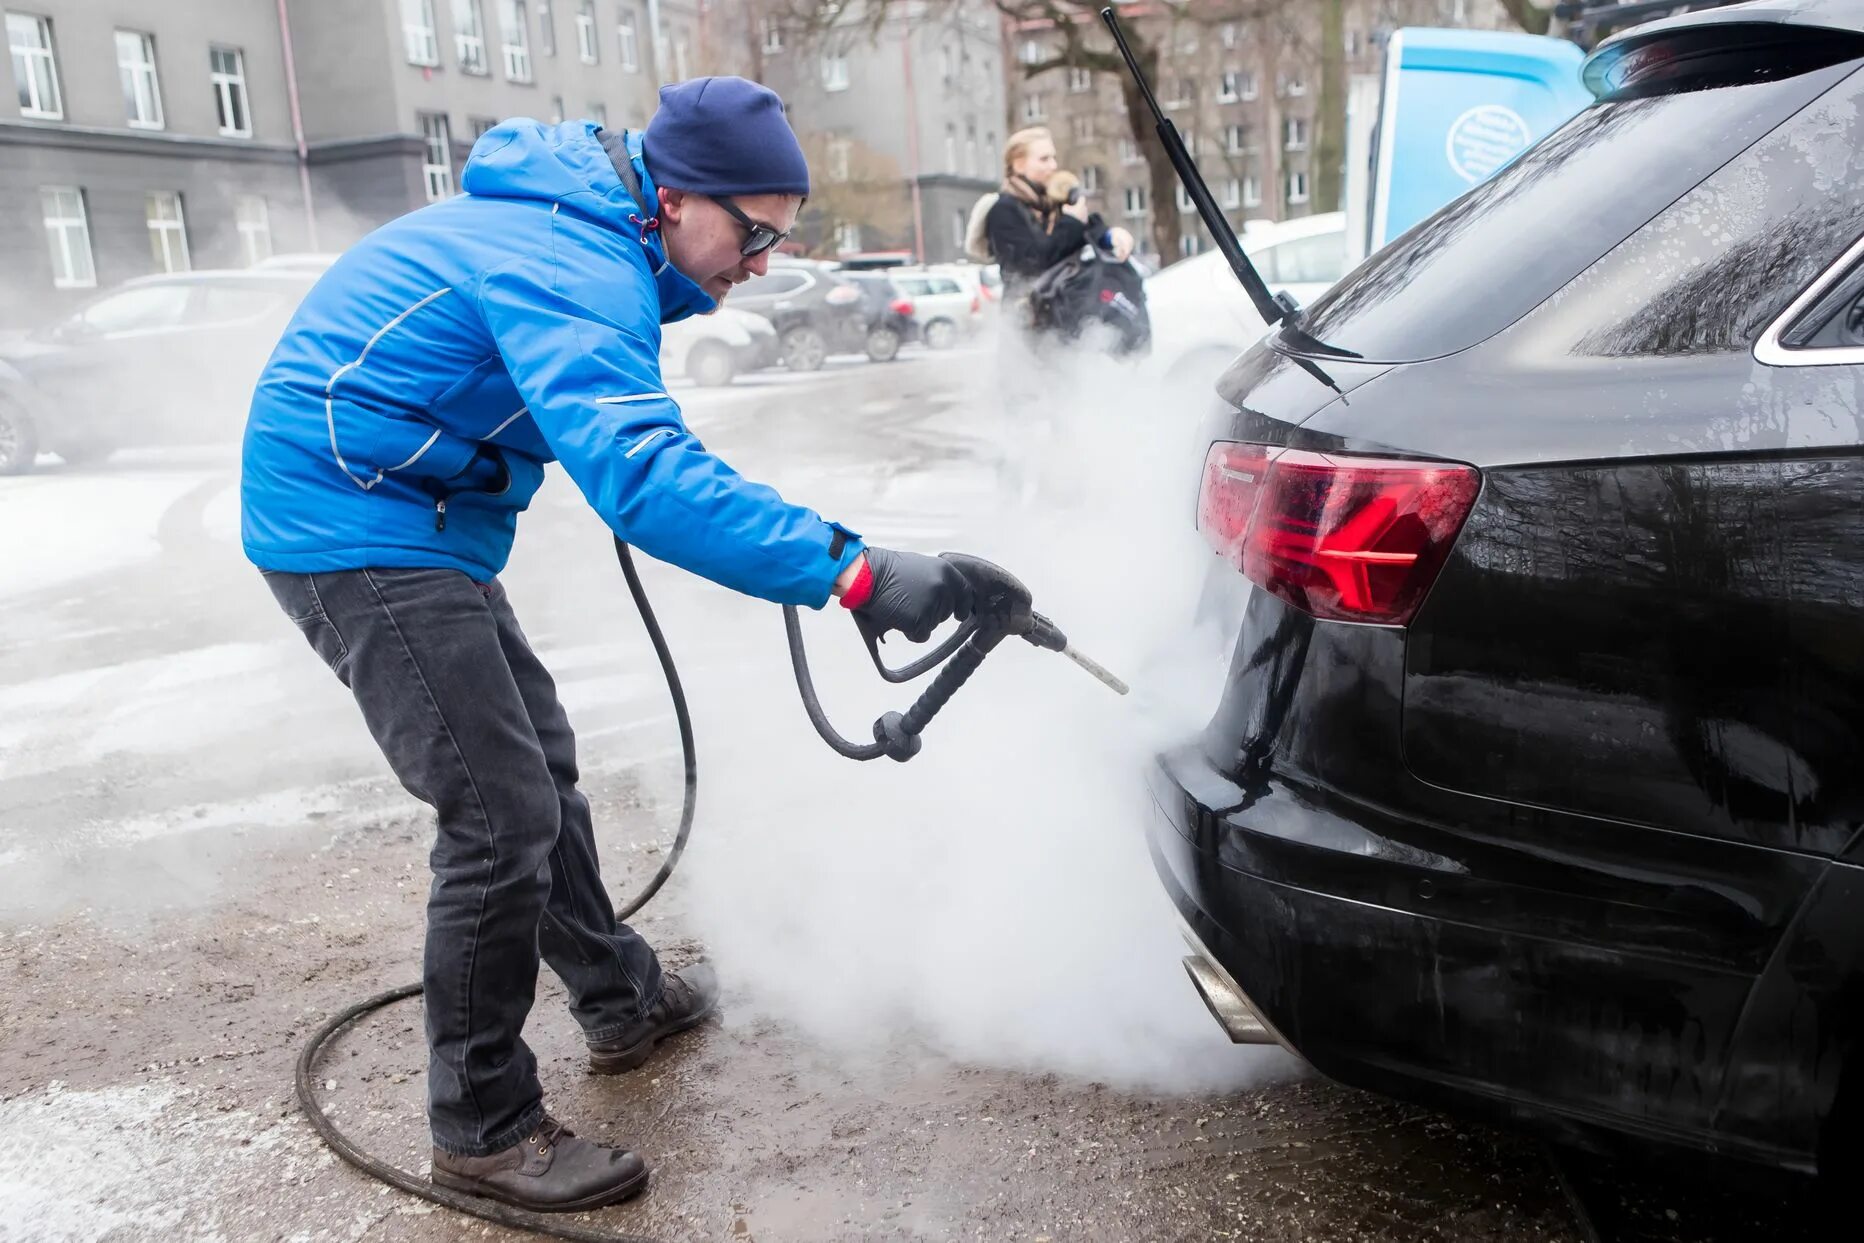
[984,193,1104,292]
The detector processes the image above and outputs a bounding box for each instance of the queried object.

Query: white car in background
[891,269,984,348]
[1143,212,1348,389]
[661,306,777,387]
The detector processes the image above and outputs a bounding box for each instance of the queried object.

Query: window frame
[822,50,850,92]
[1286,170,1310,205]
[576,0,598,63]
[500,0,532,81]
[419,111,455,200]
[41,185,94,289]
[455,0,489,75]
[618,13,639,71]
[116,30,165,130]
[235,194,273,266]
[403,0,440,66]
[210,45,251,137]
[145,191,191,274]
[9,13,63,120]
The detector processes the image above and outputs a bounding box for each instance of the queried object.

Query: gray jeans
[263,567,664,1156]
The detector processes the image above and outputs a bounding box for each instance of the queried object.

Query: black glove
[851,548,975,643]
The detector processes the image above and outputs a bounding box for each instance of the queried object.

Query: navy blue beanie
[642,77,810,197]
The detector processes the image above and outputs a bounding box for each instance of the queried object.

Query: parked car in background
[1142,213,1348,389]
[890,269,982,349]
[840,271,918,362]
[255,253,341,274]
[0,270,314,473]
[661,306,777,387]
[1153,6,1864,1180]
[728,257,870,371]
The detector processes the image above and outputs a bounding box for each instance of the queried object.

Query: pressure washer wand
[784,554,1127,763]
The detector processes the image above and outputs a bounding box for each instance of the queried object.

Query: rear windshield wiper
[1100,6,1360,388]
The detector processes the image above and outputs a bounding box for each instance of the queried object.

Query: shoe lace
[528,1116,573,1158]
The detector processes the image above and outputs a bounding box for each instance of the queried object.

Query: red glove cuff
[839,557,875,611]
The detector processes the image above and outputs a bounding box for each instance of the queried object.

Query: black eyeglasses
[714,195,791,258]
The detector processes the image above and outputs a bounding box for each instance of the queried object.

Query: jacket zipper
[434,498,447,531]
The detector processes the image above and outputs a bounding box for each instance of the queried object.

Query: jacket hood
[461,119,716,323]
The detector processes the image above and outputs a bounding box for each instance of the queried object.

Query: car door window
[933,278,963,295]
[188,284,293,325]
[75,284,192,334]
[1276,232,1347,285]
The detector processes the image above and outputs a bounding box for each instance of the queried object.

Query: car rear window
[1289,58,1862,363]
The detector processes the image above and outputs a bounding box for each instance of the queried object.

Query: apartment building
[1,0,701,325]
[1007,0,1509,266]
[1,2,309,321]
[751,0,1006,263]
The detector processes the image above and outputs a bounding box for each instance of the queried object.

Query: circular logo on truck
[1445,104,1532,183]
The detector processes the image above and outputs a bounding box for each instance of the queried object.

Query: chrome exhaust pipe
[1178,924,1287,1048]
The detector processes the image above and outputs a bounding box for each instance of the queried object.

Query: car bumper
[1143,743,1815,1171]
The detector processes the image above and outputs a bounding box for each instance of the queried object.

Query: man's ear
[658,186,685,223]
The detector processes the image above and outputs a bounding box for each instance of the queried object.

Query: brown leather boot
[430,1116,648,1211]
[586,963,720,1075]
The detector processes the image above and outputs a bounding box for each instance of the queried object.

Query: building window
[576,0,598,63]
[1284,117,1309,150]
[762,17,782,53]
[1222,177,1241,209]
[1281,72,1307,97]
[1241,71,1259,101]
[550,93,564,122]
[618,14,638,70]
[1123,185,1147,217]
[1068,66,1091,93]
[834,221,861,254]
[9,14,62,119]
[116,30,164,129]
[1176,184,1194,213]
[590,101,608,127]
[951,208,965,250]
[965,118,978,178]
[146,192,190,273]
[537,0,555,55]
[41,186,93,289]
[822,51,849,91]
[1221,22,1238,49]
[402,0,439,66]
[1071,114,1094,143]
[236,194,273,266]
[1286,170,1310,205]
[1119,137,1140,165]
[453,0,488,74]
[1165,78,1194,109]
[1346,29,1362,57]
[210,46,251,136]
[1243,174,1262,207]
[1082,164,1102,193]
[1218,70,1240,103]
[420,111,455,199]
[1226,124,1251,154]
[500,0,532,81]
[1021,93,1043,122]
[828,136,850,182]
[471,115,499,138]
[1180,232,1202,258]
[1018,39,1041,66]
[673,35,688,79]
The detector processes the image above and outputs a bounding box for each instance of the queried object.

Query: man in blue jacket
[243,78,972,1211]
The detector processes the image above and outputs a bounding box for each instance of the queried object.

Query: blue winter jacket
[241,122,863,605]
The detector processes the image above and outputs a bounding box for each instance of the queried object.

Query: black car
[841,270,918,363]
[0,269,313,473]
[726,257,870,372]
[1151,2,1864,1181]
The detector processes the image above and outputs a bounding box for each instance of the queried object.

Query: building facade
[1006,0,1510,267]
[1,0,702,326]
[751,0,1005,263]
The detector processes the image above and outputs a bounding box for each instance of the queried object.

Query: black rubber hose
[782,603,889,761]
[294,539,699,1242]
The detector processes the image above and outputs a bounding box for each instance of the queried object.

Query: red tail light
[889,297,914,316]
[1198,442,1479,626]
[971,293,981,313]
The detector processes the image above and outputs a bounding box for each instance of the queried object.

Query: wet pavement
[0,346,1828,1240]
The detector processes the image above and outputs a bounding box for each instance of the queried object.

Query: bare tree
[793,130,911,257]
